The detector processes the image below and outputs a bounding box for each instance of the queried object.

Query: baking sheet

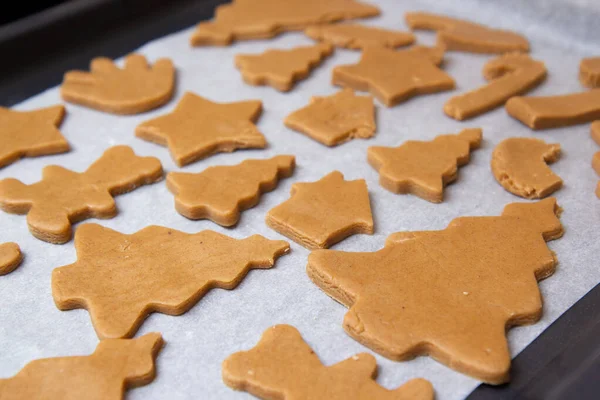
[1,0,600,399]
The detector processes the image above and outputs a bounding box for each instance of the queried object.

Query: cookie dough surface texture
[0,333,163,400]
[591,121,600,146]
[235,43,333,92]
[0,105,69,168]
[592,151,600,198]
[0,146,163,244]
[136,92,266,166]
[190,0,380,46]
[332,45,455,106]
[223,324,434,400]
[307,198,563,384]
[580,57,600,88]
[445,53,546,120]
[368,128,482,203]
[167,155,295,226]
[0,242,22,275]
[506,89,600,129]
[492,137,562,199]
[305,23,414,50]
[266,171,373,250]
[52,224,290,339]
[405,12,529,54]
[61,54,175,115]
[284,89,376,146]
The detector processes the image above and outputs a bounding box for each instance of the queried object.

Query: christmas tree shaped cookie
[492,137,562,199]
[368,128,482,203]
[307,198,563,384]
[190,0,380,46]
[405,12,529,54]
[235,43,333,91]
[580,57,600,88]
[0,333,163,400]
[136,92,266,166]
[266,171,373,249]
[52,224,289,339]
[0,242,22,275]
[506,89,600,129]
[223,324,434,400]
[332,45,455,106]
[284,89,376,146]
[167,155,295,226]
[0,105,69,168]
[445,53,546,120]
[305,23,415,50]
[0,146,163,244]
[61,54,175,115]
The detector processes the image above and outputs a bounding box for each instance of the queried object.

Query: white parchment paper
[1,0,600,399]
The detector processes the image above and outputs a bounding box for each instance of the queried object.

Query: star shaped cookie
[136,92,267,166]
[0,105,69,168]
[332,45,455,106]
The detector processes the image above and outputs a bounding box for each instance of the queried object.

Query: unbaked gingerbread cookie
[223,324,434,400]
[167,155,295,226]
[61,54,175,115]
[0,105,69,168]
[284,89,375,146]
[305,23,415,50]
[0,242,22,275]
[235,43,333,91]
[580,57,600,88]
[492,137,562,199]
[591,121,600,145]
[0,146,163,244]
[266,171,373,249]
[307,198,563,384]
[445,53,546,120]
[136,92,266,166]
[506,89,600,129]
[592,150,600,198]
[368,128,482,203]
[0,333,163,400]
[52,224,289,339]
[405,12,529,54]
[190,0,380,46]
[332,45,455,106]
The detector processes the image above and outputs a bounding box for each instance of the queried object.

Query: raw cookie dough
[368,128,482,203]
[52,224,290,339]
[307,198,563,384]
[580,57,600,88]
[592,151,600,198]
[0,146,163,244]
[266,171,373,249]
[190,0,380,46]
[136,92,266,166]
[0,333,163,400]
[223,324,434,400]
[506,89,600,129]
[61,54,175,115]
[445,53,546,120]
[405,12,529,54]
[332,45,455,106]
[492,137,562,199]
[167,155,295,226]
[235,43,333,92]
[0,242,22,275]
[0,105,69,168]
[305,23,414,50]
[284,89,376,146]
[591,121,600,145]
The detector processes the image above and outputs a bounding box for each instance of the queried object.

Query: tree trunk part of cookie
[166,155,295,226]
[405,12,529,54]
[505,89,600,129]
[189,0,381,46]
[580,57,600,88]
[445,54,546,120]
[491,138,562,199]
[306,198,562,384]
[0,242,23,275]
[222,324,435,400]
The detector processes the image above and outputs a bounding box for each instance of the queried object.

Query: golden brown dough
[305,23,414,50]
[580,57,600,88]
[0,242,22,275]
